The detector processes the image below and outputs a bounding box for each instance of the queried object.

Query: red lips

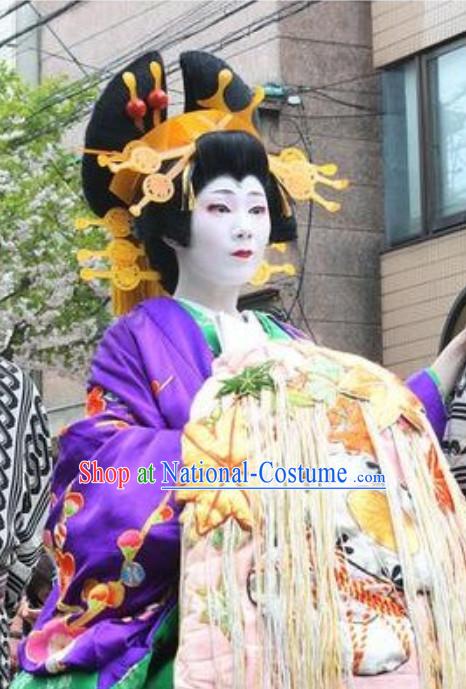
[232,250,253,258]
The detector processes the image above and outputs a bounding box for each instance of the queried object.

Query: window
[382,39,466,246]
[382,61,422,243]
[427,44,466,227]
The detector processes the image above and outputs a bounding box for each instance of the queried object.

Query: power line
[39,0,192,74]
[12,0,255,135]
[290,71,380,93]
[284,111,380,120]
[81,0,223,77]
[13,44,96,70]
[29,1,89,77]
[10,1,321,149]
[67,1,168,51]
[0,0,81,51]
[8,0,377,150]
[103,0,232,76]
[124,0,256,75]
[284,114,314,322]
[12,1,168,66]
[169,31,282,92]
[0,0,28,21]
[169,33,379,108]
[295,293,318,341]
[165,1,319,75]
[21,0,232,118]
[300,89,378,113]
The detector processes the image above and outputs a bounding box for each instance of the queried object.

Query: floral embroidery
[56,551,75,598]
[198,579,232,640]
[86,581,125,612]
[53,523,67,550]
[302,354,343,406]
[336,562,406,618]
[85,386,106,416]
[95,419,130,430]
[53,489,85,553]
[49,487,86,610]
[117,529,144,560]
[25,618,86,666]
[178,404,251,536]
[59,497,174,631]
[328,396,374,456]
[151,376,174,397]
[117,529,146,586]
[43,529,53,550]
[63,492,84,518]
[339,367,425,432]
[427,445,454,512]
[347,489,418,555]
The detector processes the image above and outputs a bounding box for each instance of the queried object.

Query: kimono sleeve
[406,368,447,441]
[19,316,185,677]
[51,315,185,503]
[38,316,183,642]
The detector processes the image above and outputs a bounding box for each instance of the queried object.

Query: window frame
[384,36,466,249]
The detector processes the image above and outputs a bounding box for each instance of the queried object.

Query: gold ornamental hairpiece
[77,64,349,314]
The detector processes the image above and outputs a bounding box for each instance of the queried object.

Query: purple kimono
[16,298,445,689]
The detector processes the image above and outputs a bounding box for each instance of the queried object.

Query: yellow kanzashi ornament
[78,239,157,292]
[75,207,132,238]
[75,206,163,314]
[269,148,349,212]
[250,260,296,287]
[98,142,162,175]
[130,173,175,217]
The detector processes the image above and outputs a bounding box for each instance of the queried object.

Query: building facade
[373,1,466,377]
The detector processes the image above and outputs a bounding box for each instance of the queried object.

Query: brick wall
[372,0,466,67]
[381,229,466,377]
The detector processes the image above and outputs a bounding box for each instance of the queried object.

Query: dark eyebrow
[210,189,266,197]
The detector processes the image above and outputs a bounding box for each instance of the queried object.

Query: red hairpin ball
[123,71,147,131]
[147,88,169,111]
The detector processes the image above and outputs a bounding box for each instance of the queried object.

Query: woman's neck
[174,274,240,316]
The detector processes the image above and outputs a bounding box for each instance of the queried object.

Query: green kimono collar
[177,299,290,357]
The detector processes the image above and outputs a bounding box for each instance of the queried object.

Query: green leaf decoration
[211,527,224,550]
[216,361,276,399]
[286,389,315,407]
[307,379,338,406]
[306,356,343,382]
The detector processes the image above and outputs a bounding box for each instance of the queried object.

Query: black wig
[82,50,297,293]
[136,130,296,292]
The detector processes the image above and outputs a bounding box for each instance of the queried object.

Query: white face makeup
[177,175,271,293]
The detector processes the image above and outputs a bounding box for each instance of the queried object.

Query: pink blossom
[25,617,85,665]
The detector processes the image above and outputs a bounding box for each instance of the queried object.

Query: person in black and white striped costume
[0,357,52,688]
[432,327,466,496]
[443,363,466,495]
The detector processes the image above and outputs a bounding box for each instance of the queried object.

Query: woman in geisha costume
[12,51,466,689]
